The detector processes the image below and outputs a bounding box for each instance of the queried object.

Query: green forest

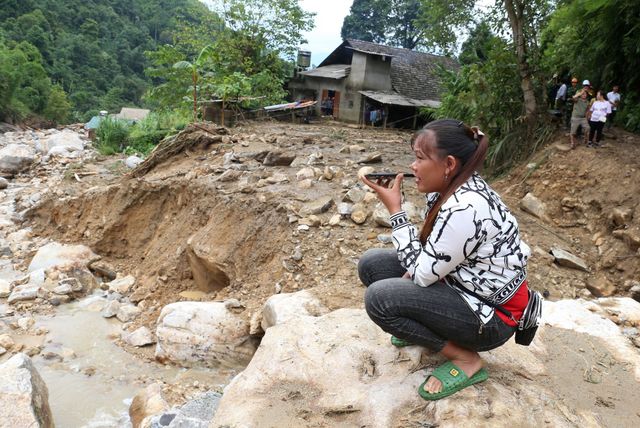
[0,0,638,167]
[0,0,313,125]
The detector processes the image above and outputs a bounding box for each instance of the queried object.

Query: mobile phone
[365,172,415,179]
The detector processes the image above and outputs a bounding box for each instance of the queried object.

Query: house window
[348,100,354,109]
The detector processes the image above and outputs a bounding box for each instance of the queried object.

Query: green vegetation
[0,0,209,124]
[95,111,189,156]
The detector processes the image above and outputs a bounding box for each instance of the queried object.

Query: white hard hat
[582,80,590,86]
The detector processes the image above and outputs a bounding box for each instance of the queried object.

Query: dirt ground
[21,119,640,421]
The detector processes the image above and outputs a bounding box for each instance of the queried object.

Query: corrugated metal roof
[300,64,351,80]
[359,91,441,108]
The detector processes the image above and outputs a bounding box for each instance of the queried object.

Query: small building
[288,39,459,129]
[113,107,150,122]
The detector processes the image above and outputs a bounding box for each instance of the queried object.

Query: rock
[7,284,41,303]
[357,151,382,164]
[52,283,73,295]
[328,214,341,226]
[165,391,221,428]
[519,192,551,223]
[586,275,617,297]
[261,290,329,331]
[357,166,375,180]
[102,300,121,318]
[337,202,353,216]
[129,383,169,428]
[0,333,15,349]
[155,301,257,367]
[266,172,288,184]
[0,144,36,174]
[123,326,155,347]
[631,284,640,303]
[216,169,243,182]
[213,302,640,428]
[0,346,6,356]
[377,234,393,244]
[296,167,315,181]
[350,204,369,224]
[0,177,8,189]
[117,304,142,323]
[298,216,321,227]
[532,246,555,265]
[28,242,98,273]
[550,247,589,271]
[372,206,391,228]
[39,129,84,155]
[263,151,296,166]
[343,186,366,203]
[610,207,633,227]
[0,354,54,428]
[87,261,117,281]
[123,155,142,169]
[297,178,313,189]
[300,196,334,216]
[108,275,136,294]
[612,227,640,251]
[0,278,11,298]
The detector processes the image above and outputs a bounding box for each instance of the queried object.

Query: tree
[418,0,555,124]
[208,0,315,61]
[173,45,215,121]
[145,0,314,117]
[458,21,496,65]
[341,0,424,50]
[43,84,71,124]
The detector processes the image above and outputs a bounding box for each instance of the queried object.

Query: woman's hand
[361,173,404,214]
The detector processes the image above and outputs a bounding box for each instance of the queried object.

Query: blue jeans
[359,248,515,352]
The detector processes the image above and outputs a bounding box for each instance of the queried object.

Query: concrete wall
[288,52,394,124]
[348,52,392,92]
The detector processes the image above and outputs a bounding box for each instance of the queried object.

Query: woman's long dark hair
[412,119,489,244]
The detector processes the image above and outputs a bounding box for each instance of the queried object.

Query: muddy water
[32,295,234,427]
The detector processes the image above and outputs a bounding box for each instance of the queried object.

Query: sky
[298,0,354,67]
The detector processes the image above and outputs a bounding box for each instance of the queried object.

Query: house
[288,39,459,129]
[113,107,150,122]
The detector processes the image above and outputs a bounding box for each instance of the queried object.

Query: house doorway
[321,89,340,118]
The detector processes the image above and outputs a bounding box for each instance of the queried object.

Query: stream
[22,294,233,427]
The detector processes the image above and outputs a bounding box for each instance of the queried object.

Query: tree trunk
[504,0,537,124]
[192,72,198,122]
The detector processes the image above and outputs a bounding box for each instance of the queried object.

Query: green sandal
[390,336,413,347]
[418,361,488,401]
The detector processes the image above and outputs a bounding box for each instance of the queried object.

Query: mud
[12,120,640,426]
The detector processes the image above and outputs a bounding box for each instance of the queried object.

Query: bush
[95,117,130,155]
[125,130,167,155]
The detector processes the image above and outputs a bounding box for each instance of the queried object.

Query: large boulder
[155,301,257,367]
[38,129,84,157]
[0,353,54,428]
[211,301,640,428]
[261,290,329,331]
[0,144,36,174]
[28,242,98,272]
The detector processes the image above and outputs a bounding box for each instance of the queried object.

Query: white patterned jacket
[390,173,531,324]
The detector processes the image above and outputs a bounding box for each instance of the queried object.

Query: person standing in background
[555,79,568,121]
[565,77,579,129]
[588,90,611,147]
[606,85,621,130]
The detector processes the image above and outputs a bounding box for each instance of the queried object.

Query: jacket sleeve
[390,203,483,287]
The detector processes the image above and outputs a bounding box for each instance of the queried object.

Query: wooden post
[413,108,418,129]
